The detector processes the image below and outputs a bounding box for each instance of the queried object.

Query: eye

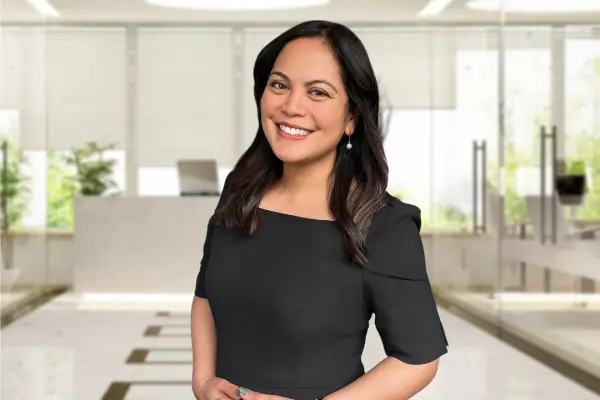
[270,81,288,90]
[309,88,329,98]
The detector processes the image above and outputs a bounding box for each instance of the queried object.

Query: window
[45,149,126,229]
[565,38,600,221]
[0,110,28,229]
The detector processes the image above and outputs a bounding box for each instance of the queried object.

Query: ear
[344,110,359,136]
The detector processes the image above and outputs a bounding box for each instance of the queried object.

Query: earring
[346,134,352,150]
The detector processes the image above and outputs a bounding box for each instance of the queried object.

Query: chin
[271,147,311,164]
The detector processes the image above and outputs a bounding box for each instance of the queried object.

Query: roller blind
[352,29,456,110]
[136,28,235,167]
[47,28,126,149]
[0,28,21,111]
[0,28,48,148]
[0,27,127,150]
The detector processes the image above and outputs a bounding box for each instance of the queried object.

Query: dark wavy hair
[216,20,388,266]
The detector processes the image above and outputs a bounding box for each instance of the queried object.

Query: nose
[281,90,306,117]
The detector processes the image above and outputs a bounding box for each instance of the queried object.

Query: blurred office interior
[1,0,600,398]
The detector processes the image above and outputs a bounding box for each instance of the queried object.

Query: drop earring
[346,134,352,150]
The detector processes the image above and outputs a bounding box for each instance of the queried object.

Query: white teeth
[279,124,311,136]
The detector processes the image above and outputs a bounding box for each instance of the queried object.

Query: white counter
[73,196,219,293]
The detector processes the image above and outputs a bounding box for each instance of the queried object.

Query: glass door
[563,27,600,234]
[498,23,600,387]
[499,26,553,292]
[422,26,505,331]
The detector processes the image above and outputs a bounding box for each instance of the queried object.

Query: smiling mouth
[277,123,313,137]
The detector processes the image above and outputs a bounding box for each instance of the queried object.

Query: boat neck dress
[194,179,448,400]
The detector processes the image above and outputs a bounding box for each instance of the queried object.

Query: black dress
[195,181,448,400]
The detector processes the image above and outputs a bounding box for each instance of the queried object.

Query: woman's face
[260,38,355,164]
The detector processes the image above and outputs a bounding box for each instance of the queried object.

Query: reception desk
[73,196,219,293]
[73,196,497,294]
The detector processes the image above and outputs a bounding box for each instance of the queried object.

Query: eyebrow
[269,71,339,93]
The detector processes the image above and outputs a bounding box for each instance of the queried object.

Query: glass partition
[424,27,504,330]
[497,21,600,385]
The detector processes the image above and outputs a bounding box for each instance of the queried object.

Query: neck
[278,156,335,200]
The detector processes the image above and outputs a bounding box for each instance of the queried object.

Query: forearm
[324,357,439,400]
[190,296,217,382]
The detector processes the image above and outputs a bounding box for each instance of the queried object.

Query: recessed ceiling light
[466,0,600,13]
[27,0,60,17]
[145,0,331,11]
[418,0,456,18]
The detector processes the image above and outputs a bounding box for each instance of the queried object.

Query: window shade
[136,28,235,167]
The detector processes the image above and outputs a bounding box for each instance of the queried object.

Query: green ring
[236,387,248,397]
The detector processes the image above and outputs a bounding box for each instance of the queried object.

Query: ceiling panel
[447,0,600,23]
[3,0,432,22]
[2,0,599,23]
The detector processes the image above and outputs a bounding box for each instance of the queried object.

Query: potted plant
[0,140,30,229]
[0,138,30,285]
[555,159,587,206]
[65,141,119,196]
[46,149,78,229]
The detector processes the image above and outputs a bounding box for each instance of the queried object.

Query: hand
[194,376,240,400]
[235,387,294,400]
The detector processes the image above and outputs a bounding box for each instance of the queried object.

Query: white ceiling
[2,0,600,24]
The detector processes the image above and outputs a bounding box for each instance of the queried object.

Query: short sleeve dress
[195,179,448,400]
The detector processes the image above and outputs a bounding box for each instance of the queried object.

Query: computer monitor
[176,159,220,196]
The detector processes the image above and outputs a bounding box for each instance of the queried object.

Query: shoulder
[370,192,422,235]
[365,193,426,279]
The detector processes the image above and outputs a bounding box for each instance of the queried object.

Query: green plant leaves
[64,141,119,197]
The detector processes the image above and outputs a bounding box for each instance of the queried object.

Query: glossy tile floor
[445,291,600,378]
[1,293,599,400]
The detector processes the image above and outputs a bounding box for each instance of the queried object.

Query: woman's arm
[190,296,217,397]
[327,203,447,400]
[324,357,439,400]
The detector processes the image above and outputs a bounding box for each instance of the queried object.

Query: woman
[191,20,448,400]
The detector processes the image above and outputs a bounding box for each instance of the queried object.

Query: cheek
[260,92,278,118]
[313,105,347,134]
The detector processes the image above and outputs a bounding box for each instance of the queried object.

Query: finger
[205,384,238,400]
[220,381,243,399]
[237,387,264,400]
[210,391,237,400]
